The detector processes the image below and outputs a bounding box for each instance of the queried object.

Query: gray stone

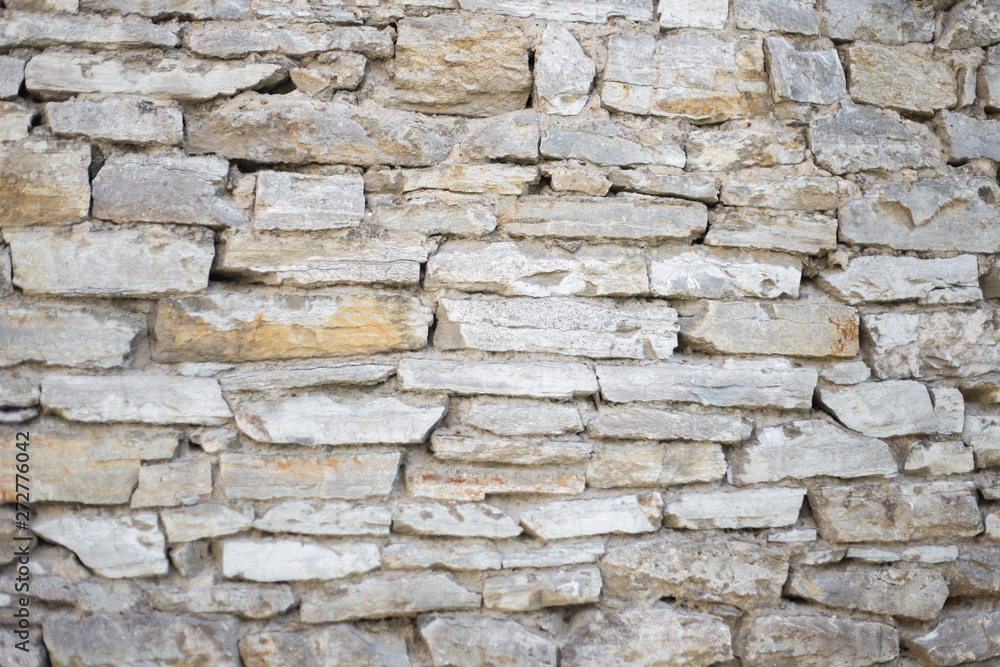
[938,0,1000,49]
[906,612,1000,666]
[735,0,819,33]
[383,538,501,571]
[44,96,183,144]
[847,545,959,564]
[932,387,965,435]
[431,434,590,465]
[686,126,806,172]
[0,56,24,100]
[254,501,391,537]
[393,502,521,538]
[540,123,685,168]
[939,110,1000,161]
[821,0,934,44]
[290,53,367,99]
[705,208,839,254]
[300,573,480,622]
[254,171,363,231]
[79,0,251,19]
[435,296,678,360]
[131,459,212,508]
[534,24,593,116]
[463,399,583,437]
[483,567,601,611]
[950,548,1000,597]
[598,358,818,410]
[847,44,957,114]
[818,381,937,437]
[33,511,168,578]
[809,481,983,542]
[25,52,283,101]
[369,193,496,237]
[0,376,38,408]
[562,607,733,667]
[658,0,728,28]
[220,452,400,501]
[0,11,177,49]
[649,246,802,300]
[375,164,540,196]
[587,404,751,443]
[664,487,805,529]
[160,504,254,543]
[220,364,395,393]
[249,0,359,21]
[520,494,662,539]
[766,36,846,105]
[787,564,948,621]
[735,613,899,666]
[6,224,214,297]
[22,575,142,614]
[0,139,90,226]
[398,359,597,399]
[963,415,1000,468]
[240,626,410,667]
[818,255,981,305]
[606,168,718,202]
[41,375,231,426]
[587,442,727,488]
[457,0,652,22]
[500,541,605,569]
[170,542,212,579]
[185,22,391,58]
[461,112,539,162]
[148,584,295,620]
[220,539,380,582]
[721,174,841,210]
[982,60,1000,110]
[421,616,556,667]
[0,101,32,141]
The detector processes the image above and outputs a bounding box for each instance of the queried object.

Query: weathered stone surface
[148,584,295,620]
[0,100,32,141]
[132,459,212,508]
[17,575,142,614]
[563,607,733,667]
[393,502,521,538]
[0,11,177,49]
[906,612,1000,666]
[500,541,605,569]
[735,0,818,33]
[383,538,500,571]
[154,293,432,362]
[658,0,727,28]
[965,415,1000,468]
[809,481,983,542]
[541,122,685,168]
[44,615,237,666]
[788,564,948,621]
[0,139,90,226]
[931,387,965,435]
[41,375,231,426]
[300,573,480,622]
[221,539,380,582]
[607,168,718,202]
[220,364,394,392]
[664,487,805,529]
[706,208,839,254]
[588,442,727,488]
[375,164,540,196]
[435,296,678,360]
[735,613,899,666]
[290,53,367,99]
[44,96,183,144]
[950,547,1000,596]
[544,163,611,196]
[520,494,662,539]
[80,0,251,19]
[598,359,818,409]
[431,434,590,465]
[369,193,497,237]
[818,255,981,306]
[588,404,751,443]
[809,103,940,174]
[840,176,1000,252]
[458,0,652,22]
[679,301,859,358]
[25,52,283,101]
[731,419,897,485]
[0,302,144,369]
[240,626,410,667]
[982,58,1000,110]
[765,36,845,105]
[405,449,585,501]
[254,501,390,537]
[821,362,871,385]
[601,534,789,608]
[0,376,39,408]
[649,246,802,300]
[721,175,840,211]
[847,45,957,114]
[234,396,442,446]
[534,24,592,116]
[818,381,937,437]
[603,32,770,123]
[847,544,959,564]
[421,616,556,667]
[499,196,705,241]
[822,0,933,44]
[386,14,529,117]
[220,451,400,500]
[185,22,391,58]
[686,127,805,172]
[0,56,24,100]
[6,224,214,297]
[33,511,168,578]
[938,110,1000,161]
[254,171,363,231]
[938,0,1000,49]
[426,240,648,297]
[461,112,539,162]
[398,359,597,399]
[463,399,583,437]
[187,92,461,167]
[484,567,601,611]
[160,504,254,543]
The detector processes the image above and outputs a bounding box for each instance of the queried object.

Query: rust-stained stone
[0,139,90,226]
[219,451,401,501]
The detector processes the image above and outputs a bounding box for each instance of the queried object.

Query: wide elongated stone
[80,0,251,19]
[300,573,480,622]
[426,240,648,297]
[602,31,770,123]
[160,504,254,543]
[735,613,899,667]
[788,564,948,621]
[368,193,497,237]
[187,92,462,167]
[0,139,90,226]
[601,534,789,608]
[405,450,585,501]
[393,502,521,538]
[484,567,601,611]
[905,440,974,475]
[25,52,283,101]
[0,11,178,49]
[938,110,1000,161]
[817,381,937,437]
[731,419,897,485]
[734,0,819,32]
[421,616,556,667]
[220,451,400,500]
[498,196,706,241]
[435,296,678,360]
[766,36,846,105]
[148,584,295,620]
[520,494,662,539]
[254,501,390,537]
[937,0,1000,49]
[588,442,726,488]
[679,301,858,358]
[809,481,983,542]
[458,0,652,22]
[501,541,605,569]
[41,375,231,426]
[0,302,144,369]
[154,293,432,362]
[239,626,410,667]
[563,608,733,667]
[598,359,818,409]
[721,175,840,211]
[664,487,805,529]
[906,612,1000,666]
[587,404,751,443]
[534,24,593,116]
[398,359,597,399]
[377,164,539,196]
[220,539,379,582]
[45,96,183,145]
[33,511,168,578]
[220,364,395,393]
[649,246,802,300]
[818,255,981,305]
[540,122,685,167]
[658,0,728,28]
[6,224,214,297]
[705,208,839,255]
[607,168,717,202]
[847,44,957,113]
[431,434,590,465]
[254,171,364,231]
[44,615,237,666]
[383,538,501,572]
[686,126,805,172]
[822,0,933,44]
[462,399,582,437]
[132,459,212,508]
[185,22,391,58]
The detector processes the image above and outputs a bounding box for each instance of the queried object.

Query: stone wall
[1,0,1000,664]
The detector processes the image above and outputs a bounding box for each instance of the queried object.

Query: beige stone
[220,363,394,393]
[79,0,251,19]
[847,45,957,114]
[664,487,805,529]
[383,538,501,572]
[0,139,90,226]
[44,96,183,145]
[185,22,392,58]
[300,573,480,622]
[817,381,937,437]
[462,399,582,437]
[818,255,981,305]
[0,11,177,49]
[220,539,380,582]
[254,171,364,231]
[421,616,556,667]
[132,460,212,508]
[393,502,521,538]
[0,101,33,141]
[736,613,898,666]
[240,626,410,667]
[368,193,497,237]
[686,127,806,172]
[721,175,840,211]
[788,564,948,621]
[706,208,839,255]
[520,494,662,539]
[254,501,391,537]
[159,504,254,543]
[649,246,802,300]
[431,434,590,465]
[458,0,652,21]
[33,510,168,578]
[398,358,597,399]
[587,404,751,443]
[220,451,401,500]
[587,442,727,488]
[483,567,601,611]
[148,584,295,620]
[534,24,593,116]
[906,612,1000,666]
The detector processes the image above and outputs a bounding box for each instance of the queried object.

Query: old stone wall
[1,0,1000,664]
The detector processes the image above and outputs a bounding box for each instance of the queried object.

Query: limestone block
[0,11,177,49]
[397,359,597,399]
[720,174,840,210]
[686,127,806,171]
[787,564,948,621]
[765,36,845,104]
[393,502,521,538]
[33,511,168,578]
[239,626,410,667]
[378,164,540,196]
[383,538,501,572]
[705,208,839,254]
[369,193,497,237]
[818,255,981,305]
[290,53,367,98]
[300,573,480,622]
[735,0,818,33]
[458,0,652,22]
[160,504,254,543]
[905,441,974,475]
[463,399,582,437]
[932,387,965,435]
[431,434,590,465]
[607,168,718,202]
[220,452,400,501]
[185,22,392,58]
[220,539,380,582]
[649,246,802,299]
[821,0,933,44]
[937,0,1000,49]
[534,24,593,116]
[818,381,937,437]
[820,361,870,385]
[964,415,1000,468]
[906,612,1000,666]
[736,613,898,666]
[520,494,662,539]
[254,501,391,537]
[951,548,1000,596]
[587,442,727,488]
[847,45,957,114]
[938,110,1000,161]
[254,171,364,231]
[587,404,751,443]
[131,459,213,508]
[500,541,605,569]
[0,100,31,141]
[540,122,685,167]
[80,0,251,18]
[220,364,395,392]
[421,616,556,667]
[461,111,539,162]
[148,585,295,620]
[0,56,24,99]
[0,139,90,226]
[658,0,727,27]
[664,487,805,529]
[483,567,601,611]
[45,96,183,144]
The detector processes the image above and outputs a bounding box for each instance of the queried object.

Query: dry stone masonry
[1,0,1000,664]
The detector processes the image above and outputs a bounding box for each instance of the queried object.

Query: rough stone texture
[817,381,938,437]
[483,567,601,611]
[766,36,847,105]
[588,441,727,488]
[587,404,751,443]
[369,193,497,236]
[254,171,364,231]
[45,96,183,145]
[964,415,1000,468]
[184,22,392,59]
[664,487,805,529]
[239,626,411,667]
[79,0,251,19]
[735,613,899,667]
[818,255,981,305]
[541,122,685,168]
[300,573,481,622]
[160,504,254,543]
[787,564,949,620]
[32,511,169,578]
[822,0,933,44]
[906,612,1000,666]
[148,585,295,620]
[254,501,391,537]
[463,399,583,436]
[847,45,957,114]
[0,12,178,49]
[220,364,395,393]
[220,539,380,582]
[0,55,25,100]
[937,0,1000,49]
[430,434,590,465]
[720,175,840,211]
[686,126,806,172]
[398,359,597,399]
[648,246,802,300]
[938,110,1000,161]
[421,616,556,667]
[534,24,593,116]
[0,139,90,226]
[705,208,839,255]
[458,0,652,22]
[220,451,401,500]
[393,502,521,538]
[131,459,213,507]
[520,494,662,539]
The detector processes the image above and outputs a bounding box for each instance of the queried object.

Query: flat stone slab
[220,452,400,501]
[398,359,597,399]
[520,494,663,539]
[300,573,481,622]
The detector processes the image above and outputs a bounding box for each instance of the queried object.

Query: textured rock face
[735,613,899,666]
[649,246,802,299]
[787,564,949,620]
[499,196,706,240]
[421,616,555,667]
[33,511,169,578]
[45,96,183,144]
[520,494,662,539]
[817,255,982,305]
[0,139,90,226]
[220,452,401,500]
[663,487,805,529]
[254,171,364,231]
[766,36,846,105]
[220,539,380,582]
[817,380,938,437]
[534,24,593,115]
[847,44,957,113]
[300,573,481,622]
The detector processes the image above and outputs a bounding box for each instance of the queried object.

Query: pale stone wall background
[1,0,1000,664]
